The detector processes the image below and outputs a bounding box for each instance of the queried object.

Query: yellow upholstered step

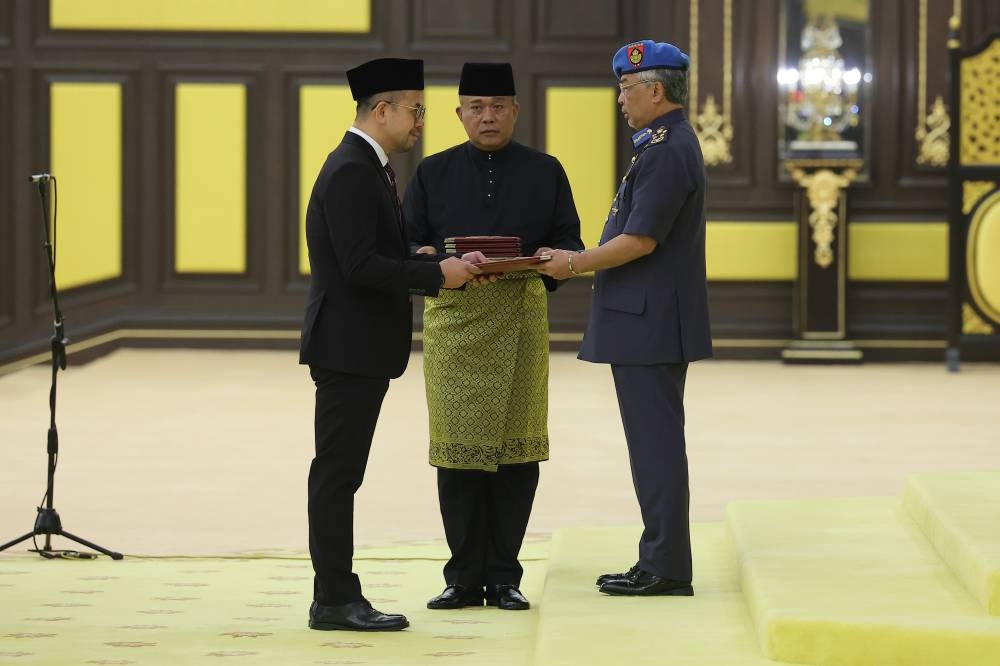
[727,497,1000,666]
[903,470,1000,615]
[534,524,772,665]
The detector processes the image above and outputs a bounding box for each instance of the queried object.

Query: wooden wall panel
[537,0,622,41]
[0,0,11,48]
[410,0,508,50]
[32,67,139,317]
[35,0,388,53]
[964,1,1000,46]
[161,70,263,293]
[50,80,123,289]
[4,0,998,370]
[0,70,10,329]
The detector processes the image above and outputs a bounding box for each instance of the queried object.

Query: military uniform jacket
[403,140,584,290]
[299,131,444,379]
[579,109,713,365]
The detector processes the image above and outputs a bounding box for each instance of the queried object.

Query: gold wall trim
[966,189,1000,324]
[50,0,371,33]
[959,39,1000,166]
[690,0,734,166]
[789,167,858,268]
[915,0,951,166]
[962,180,996,214]
[962,303,995,335]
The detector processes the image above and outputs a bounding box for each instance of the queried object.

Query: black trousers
[308,366,390,606]
[437,463,539,588]
[610,363,692,582]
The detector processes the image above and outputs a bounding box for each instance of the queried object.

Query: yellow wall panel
[50,82,122,290]
[848,222,947,281]
[707,222,797,281]
[51,0,370,33]
[299,85,357,275]
[422,85,468,158]
[545,87,617,249]
[175,83,246,273]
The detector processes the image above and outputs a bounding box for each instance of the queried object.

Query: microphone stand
[0,175,122,560]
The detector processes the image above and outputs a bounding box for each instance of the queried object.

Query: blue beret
[612,40,689,78]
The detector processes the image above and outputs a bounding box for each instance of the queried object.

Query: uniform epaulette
[648,126,669,145]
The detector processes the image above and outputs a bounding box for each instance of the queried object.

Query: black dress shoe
[485,584,530,610]
[595,562,640,586]
[426,585,485,610]
[599,569,693,597]
[308,600,409,631]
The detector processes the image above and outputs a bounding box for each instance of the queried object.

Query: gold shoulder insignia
[649,126,668,145]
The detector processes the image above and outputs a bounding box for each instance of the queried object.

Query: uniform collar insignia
[631,128,653,149]
[649,126,669,144]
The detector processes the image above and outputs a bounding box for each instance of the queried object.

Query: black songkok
[346,58,424,101]
[458,62,516,96]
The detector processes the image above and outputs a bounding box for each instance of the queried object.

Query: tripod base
[0,508,123,560]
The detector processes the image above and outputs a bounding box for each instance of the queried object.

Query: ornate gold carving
[962,180,996,214]
[966,190,1000,325]
[690,0,734,165]
[960,39,1000,165]
[915,0,950,166]
[962,303,995,335]
[789,167,858,268]
[916,96,951,166]
[696,95,733,164]
[948,14,961,49]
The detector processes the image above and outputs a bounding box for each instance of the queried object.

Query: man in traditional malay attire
[403,62,583,611]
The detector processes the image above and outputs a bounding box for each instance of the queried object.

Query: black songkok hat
[346,58,424,101]
[458,62,516,96]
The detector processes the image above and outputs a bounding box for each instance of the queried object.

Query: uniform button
[489,180,494,184]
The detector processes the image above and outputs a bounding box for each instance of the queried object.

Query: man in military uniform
[300,57,480,632]
[403,62,583,611]
[538,40,712,596]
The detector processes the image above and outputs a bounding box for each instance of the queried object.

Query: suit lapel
[341,132,408,253]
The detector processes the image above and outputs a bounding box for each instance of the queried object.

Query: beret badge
[628,43,645,67]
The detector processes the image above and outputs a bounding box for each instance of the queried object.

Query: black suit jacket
[299,131,444,379]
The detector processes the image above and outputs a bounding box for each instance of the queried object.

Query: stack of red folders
[444,236,522,259]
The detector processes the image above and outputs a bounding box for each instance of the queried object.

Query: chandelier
[777,14,868,148]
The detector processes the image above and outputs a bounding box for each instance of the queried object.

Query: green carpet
[903,470,1000,615]
[727,496,1000,666]
[534,524,773,666]
[0,549,544,665]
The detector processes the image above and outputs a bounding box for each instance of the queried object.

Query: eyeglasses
[618,79,651,93]
[374,100,426,121]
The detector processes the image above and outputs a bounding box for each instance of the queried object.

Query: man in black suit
[538,40,712,597]
[299,57,481,632]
